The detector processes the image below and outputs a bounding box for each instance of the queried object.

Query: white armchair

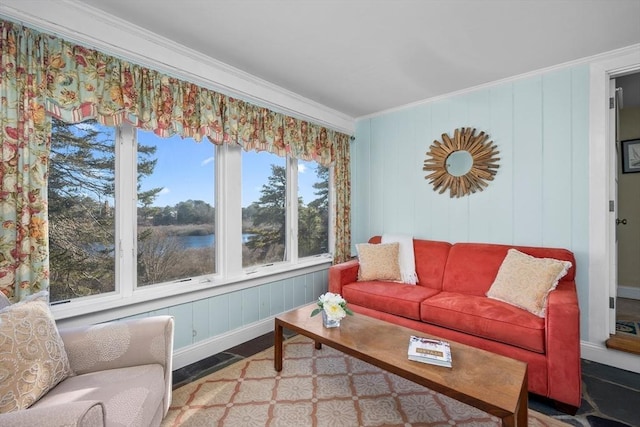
[0,295,174,427]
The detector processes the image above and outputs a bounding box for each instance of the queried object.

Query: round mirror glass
[445,150,473,177]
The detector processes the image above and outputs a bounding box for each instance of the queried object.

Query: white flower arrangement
[310,292,353,322]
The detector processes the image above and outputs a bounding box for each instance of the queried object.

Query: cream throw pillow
[356,242,402,282]
[0,291,73,413]
[381,234,418,284]
[486,249,572,317]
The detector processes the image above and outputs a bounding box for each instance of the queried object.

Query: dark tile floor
[173,332,640,427]
[528,359,640,426]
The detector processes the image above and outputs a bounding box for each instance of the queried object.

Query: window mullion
[288,157,298,264]
[222,144,243,275]
[117,124,137,297]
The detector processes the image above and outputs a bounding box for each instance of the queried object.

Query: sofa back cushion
[441,243,576,295]
[369,236,451,290]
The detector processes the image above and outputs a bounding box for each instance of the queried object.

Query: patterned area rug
[162,335,565,426]
[616,320,640,336]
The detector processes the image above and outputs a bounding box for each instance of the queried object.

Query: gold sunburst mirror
[423,127,500,198]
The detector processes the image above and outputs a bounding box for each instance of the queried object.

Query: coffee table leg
[499,373,527,427]
[274,320,283,371]
[516,373,528,427]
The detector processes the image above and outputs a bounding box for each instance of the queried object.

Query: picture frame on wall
[621,139,640,174]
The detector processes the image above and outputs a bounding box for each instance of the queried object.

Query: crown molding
[0,0,355,134]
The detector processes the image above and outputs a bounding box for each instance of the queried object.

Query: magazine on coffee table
[407,335,452,368]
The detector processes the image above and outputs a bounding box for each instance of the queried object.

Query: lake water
[87,234,255,253]
[180,234,254,249]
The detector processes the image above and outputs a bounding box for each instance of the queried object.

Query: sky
[137,130,323,208]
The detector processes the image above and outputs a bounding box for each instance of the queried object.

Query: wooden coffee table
[275,303,528,427]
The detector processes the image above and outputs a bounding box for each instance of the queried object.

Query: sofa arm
[545,280,582,408]
[329,259,360,295]
[0,401,105,427]
[60,315,175,415]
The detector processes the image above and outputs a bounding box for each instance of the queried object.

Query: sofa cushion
[356,242,402,282]
[420,292,546,353]
[368,237,452,290]
[413,240,452,290]
[0,291,73,413]
[441,243,576,296]
[486,249,572,317]
[343,281,440,320]
[33,363,165,426]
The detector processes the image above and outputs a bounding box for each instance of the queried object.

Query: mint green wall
[352,65,590,336]
[129,269,328,350]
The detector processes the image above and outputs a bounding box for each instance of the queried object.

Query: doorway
[586,47,640,373]
[608,71,640,353]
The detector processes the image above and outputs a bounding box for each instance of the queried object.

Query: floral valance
[4,20,349,167]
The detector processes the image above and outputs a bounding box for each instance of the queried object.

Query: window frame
[51,123,334,321]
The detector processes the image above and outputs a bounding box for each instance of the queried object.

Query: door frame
[608,78,618,335]
[585,46,640,372]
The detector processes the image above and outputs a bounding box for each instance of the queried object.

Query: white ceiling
[16,1,640,117]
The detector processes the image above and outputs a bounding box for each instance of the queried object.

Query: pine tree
[48,118,159,300]
[245,164,286,264]
[299,165,329,256]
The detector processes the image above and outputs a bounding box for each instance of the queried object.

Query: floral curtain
[0,23,51,301]
[0,20,352,300]
[333,134,351,264]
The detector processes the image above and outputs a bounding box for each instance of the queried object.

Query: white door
[615,72,640,327]
[608,78,619,334]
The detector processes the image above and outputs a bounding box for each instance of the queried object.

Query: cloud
[298,163,307,173]
[201,156,215,166]
[158,187,170,195]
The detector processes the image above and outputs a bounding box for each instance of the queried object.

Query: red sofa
[329,236,581,412]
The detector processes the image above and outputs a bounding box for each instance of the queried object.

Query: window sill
[53,255,333,327]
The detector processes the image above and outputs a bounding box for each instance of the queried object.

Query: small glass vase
[321,310,341,328]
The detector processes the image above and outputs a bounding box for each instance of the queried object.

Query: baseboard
[172,319,640,375]
[172,317,275,369]
[580,340,640,374]
[618,286,640,300]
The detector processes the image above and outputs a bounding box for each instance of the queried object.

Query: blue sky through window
[137,131,322,208]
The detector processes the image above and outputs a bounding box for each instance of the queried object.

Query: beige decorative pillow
[486,249,572,317]
[0,291,73,413]
[356,242,402,282]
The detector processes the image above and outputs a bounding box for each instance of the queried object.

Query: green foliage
[48,118,160,301]
[244,164,286,264]
[48,119,117,301]
[244,163,329,265]
[143,200,215,226]
[299,165,329,257]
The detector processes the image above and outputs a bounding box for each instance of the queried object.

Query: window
[48,118,117,303]
[136,131,216,286]
[298,161,329,258]
[241,151,286,268]
[48,118,332,307]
